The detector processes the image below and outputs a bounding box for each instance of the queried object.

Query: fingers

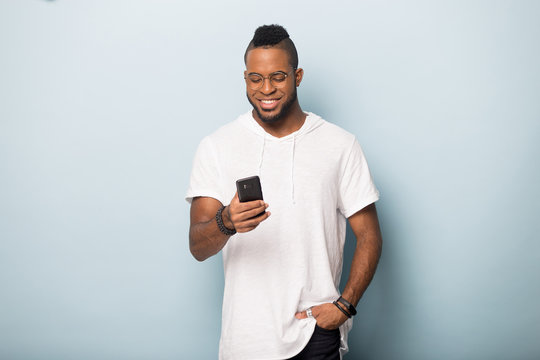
[228,191,270,233]
[295,310,307,319]
[296,303,345,330]
[240,203,268,219]
[295,305,318,320]
[230,191,266,213]
[232,202,268,222]
[234,210,271,233]
[234,200,267,215]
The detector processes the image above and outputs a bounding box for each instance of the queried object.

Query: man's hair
[244,24,299,69]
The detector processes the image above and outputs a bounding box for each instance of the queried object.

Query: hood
[239,111,325,140]
[239,111,325,203]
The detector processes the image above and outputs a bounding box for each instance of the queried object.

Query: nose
[260,77,276,94]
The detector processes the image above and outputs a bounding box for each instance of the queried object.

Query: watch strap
[337,296,357,316]
[333,301,352,319]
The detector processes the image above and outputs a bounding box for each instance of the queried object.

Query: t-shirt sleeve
[185,136,225,204]
[337,138,380,218]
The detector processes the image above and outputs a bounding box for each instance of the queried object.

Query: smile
[259,98,280,110]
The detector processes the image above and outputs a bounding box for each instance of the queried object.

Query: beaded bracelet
[215,205,236,236]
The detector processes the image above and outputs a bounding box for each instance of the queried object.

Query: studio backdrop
[1,1,539,359]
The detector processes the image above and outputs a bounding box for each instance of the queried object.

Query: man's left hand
[295,302,349,330]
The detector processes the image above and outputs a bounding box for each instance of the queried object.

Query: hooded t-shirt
[186,111,379,360]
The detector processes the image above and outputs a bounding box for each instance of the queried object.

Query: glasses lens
[270,72,287,86]
[247,74,263,90]
[245,72,289,90]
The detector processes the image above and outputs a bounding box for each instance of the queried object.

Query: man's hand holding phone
[221,175,270,233]
[224,192,270,233]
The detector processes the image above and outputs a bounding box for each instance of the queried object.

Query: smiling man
[186,25,382,359]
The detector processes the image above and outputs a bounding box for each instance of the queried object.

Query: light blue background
[1,1,539,359]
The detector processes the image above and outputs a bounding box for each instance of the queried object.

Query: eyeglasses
[244,70,295,90]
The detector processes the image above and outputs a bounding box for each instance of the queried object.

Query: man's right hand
[224,192,270,233]
[189,193,270,261]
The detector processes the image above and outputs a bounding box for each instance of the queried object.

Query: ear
[295,68,304,87]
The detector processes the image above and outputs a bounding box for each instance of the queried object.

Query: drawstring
[291,135,296,204]
[258,135,266,176]
[258,133,296,205]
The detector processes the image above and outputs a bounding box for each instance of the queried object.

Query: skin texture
[189,45,383,331]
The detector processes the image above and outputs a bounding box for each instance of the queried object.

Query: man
[186,24,382,360]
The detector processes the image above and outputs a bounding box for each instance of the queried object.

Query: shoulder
[322,121,355,142]
[306,112,357,148]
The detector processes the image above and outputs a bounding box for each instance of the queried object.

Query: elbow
[189,233,210,262]
[192,254,207,262]
[190,248,209,262]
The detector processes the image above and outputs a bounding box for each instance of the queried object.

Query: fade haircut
[244,24,299,70]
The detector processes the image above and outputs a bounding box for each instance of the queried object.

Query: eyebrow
[246,70,288,76]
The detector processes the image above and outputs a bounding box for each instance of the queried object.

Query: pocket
[315,324,339,334]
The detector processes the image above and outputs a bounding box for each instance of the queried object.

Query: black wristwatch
[337,296,357,316]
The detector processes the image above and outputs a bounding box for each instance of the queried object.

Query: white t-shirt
[186,111,379,360]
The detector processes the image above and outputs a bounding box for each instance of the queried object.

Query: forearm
[189,206,234,262]
[341,232,382,306]
[189,222,230,261]
[341,204,383,306]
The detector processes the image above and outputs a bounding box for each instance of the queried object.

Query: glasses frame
[244,69,296,90]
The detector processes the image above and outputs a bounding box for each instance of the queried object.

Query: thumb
[229,191,238,206]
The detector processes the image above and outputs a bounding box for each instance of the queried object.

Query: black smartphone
[236,176,266,218]
[236,175,264,202]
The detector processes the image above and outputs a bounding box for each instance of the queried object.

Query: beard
[247,88,297,124]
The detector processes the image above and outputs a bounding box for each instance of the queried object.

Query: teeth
[261,100,277,104]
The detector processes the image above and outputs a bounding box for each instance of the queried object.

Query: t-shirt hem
[219,321,317,360]
[342,191,380,218]
[281,321,317,360]
[185,190,224,205]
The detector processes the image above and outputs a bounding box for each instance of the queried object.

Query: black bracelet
[215,205,236,236]
[333,301,351,319]
[337,296,357,316]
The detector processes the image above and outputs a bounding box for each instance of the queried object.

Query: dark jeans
[287,325,341,360]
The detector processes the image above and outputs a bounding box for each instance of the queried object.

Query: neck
[252,101,306,138]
